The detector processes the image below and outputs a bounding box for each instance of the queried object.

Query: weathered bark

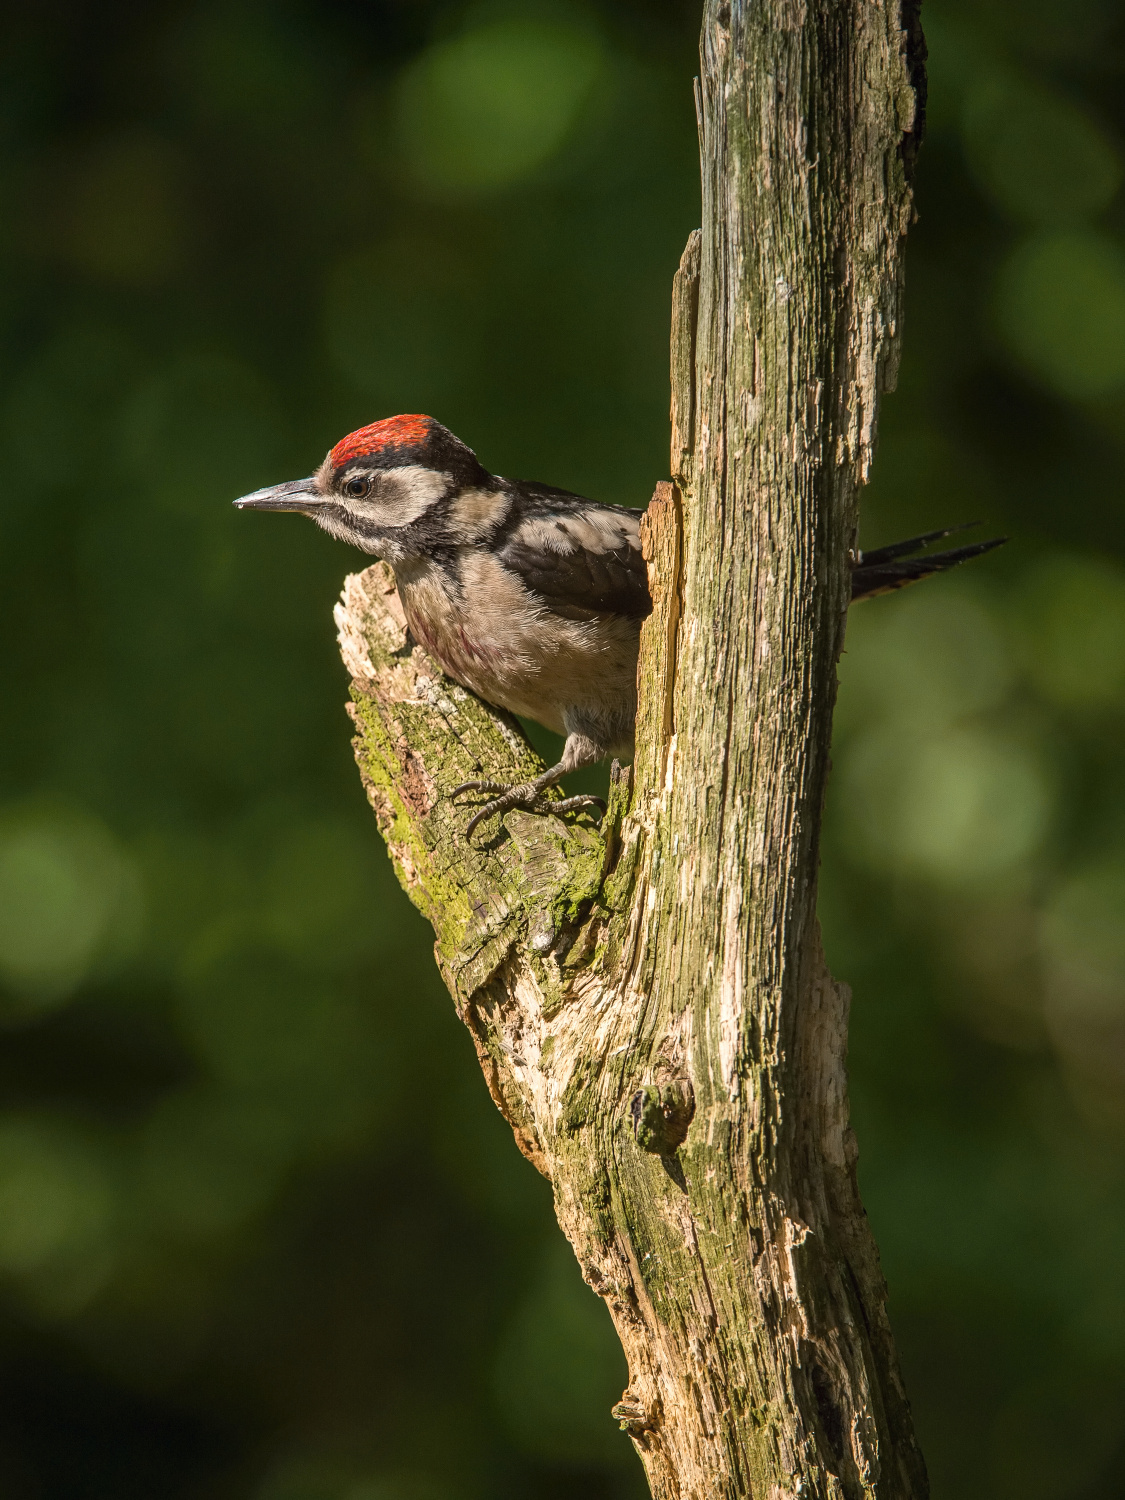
[336,3,927,1496]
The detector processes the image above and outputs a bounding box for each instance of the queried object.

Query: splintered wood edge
[334,561,407,685]
[634,482,682,802]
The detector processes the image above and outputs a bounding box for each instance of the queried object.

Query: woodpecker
[234,414,1004,836]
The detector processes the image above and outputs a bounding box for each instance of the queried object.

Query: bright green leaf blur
[0,806,140,1010]
[996,229,1125,398]
[1016,554,1125,709]
[394,10,608,196]
[962,74,1121,225]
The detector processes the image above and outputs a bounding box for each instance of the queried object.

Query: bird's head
[234,414,493,564]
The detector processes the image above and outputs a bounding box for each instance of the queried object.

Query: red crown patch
[329,414,434,469]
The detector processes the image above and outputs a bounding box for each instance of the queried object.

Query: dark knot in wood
[629,1080,695,1155]
[612,1388,660,1439]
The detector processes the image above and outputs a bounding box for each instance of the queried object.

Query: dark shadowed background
[2,1,1124,1496]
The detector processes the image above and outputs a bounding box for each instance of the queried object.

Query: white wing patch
[515,509,639,557]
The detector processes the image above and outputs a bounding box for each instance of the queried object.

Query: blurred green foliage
[0,0,1123,1496]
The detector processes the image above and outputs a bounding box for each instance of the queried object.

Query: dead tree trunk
[335,2,928,1495]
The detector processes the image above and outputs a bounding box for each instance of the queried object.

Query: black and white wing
[496,482,651,621]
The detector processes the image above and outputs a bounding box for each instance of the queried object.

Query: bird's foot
[451,779,606,840]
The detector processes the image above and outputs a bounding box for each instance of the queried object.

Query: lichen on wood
[336,3,930,1496]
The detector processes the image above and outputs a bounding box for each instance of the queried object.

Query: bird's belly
[396,560,639,738]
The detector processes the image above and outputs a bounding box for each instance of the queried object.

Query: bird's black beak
[233,477,321,512]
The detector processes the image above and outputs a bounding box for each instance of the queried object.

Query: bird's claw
[450,778,512,799]
[452,781,607,840]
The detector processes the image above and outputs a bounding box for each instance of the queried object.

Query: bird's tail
[851,524,1006,602]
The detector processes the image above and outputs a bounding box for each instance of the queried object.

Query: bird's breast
[393,556,541,719]
[393,553,638,737]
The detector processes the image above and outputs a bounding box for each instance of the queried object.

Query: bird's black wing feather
[852,536,1006,600]
[856,523,980,568]
[495,483,652,621]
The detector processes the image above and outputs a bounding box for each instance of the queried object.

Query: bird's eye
[343,476,369,499]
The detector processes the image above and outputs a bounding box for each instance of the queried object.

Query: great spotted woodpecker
[235,414,1004,836]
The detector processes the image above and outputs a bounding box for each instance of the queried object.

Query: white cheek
[353,465,449,528]
[316,510,378,552]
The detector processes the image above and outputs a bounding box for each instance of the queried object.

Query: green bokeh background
[2,1,1124,1495]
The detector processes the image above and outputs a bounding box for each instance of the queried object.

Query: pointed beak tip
[231,478,319,513]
